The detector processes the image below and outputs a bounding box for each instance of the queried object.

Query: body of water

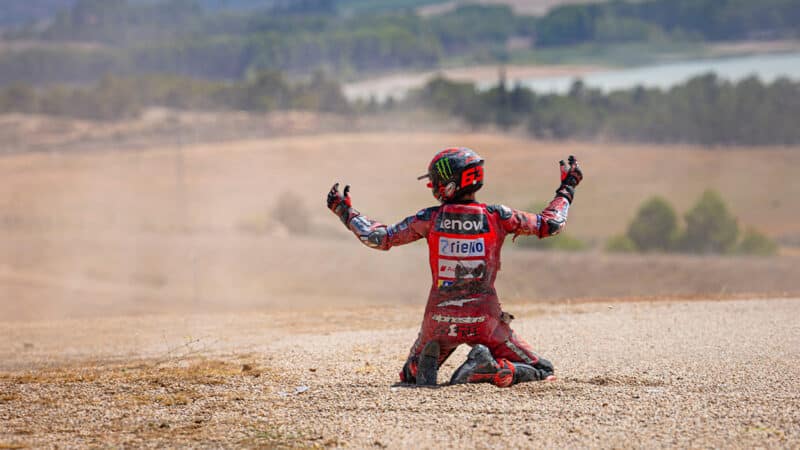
[502,52,800,93]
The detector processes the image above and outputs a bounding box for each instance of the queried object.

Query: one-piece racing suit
[339,195,570,383]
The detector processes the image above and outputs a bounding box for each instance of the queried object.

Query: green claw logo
[435,158,452,180]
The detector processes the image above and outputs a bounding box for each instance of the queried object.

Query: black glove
[327,182,352,225]
[556,155,582,202]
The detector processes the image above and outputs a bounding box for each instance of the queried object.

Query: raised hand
[559,155,583,188]
[327,182,352,212]
[327,182,353,225]
[556,155,582,202]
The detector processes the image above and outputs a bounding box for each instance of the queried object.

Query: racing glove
[327,182,353,226]
[555,155,583,203]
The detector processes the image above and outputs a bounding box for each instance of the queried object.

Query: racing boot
[416,340,440,386]
[513,358,556,383]
[450,345,553,387]
[450,344,514,387]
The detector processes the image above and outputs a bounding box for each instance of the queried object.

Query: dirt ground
[1,297,799,448]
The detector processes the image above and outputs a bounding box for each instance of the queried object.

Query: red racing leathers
[339,195,570,383]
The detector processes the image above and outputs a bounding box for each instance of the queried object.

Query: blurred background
[1,0,799,321]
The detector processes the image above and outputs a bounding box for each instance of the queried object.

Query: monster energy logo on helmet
[435,157,453,180]
[419,147,485,203]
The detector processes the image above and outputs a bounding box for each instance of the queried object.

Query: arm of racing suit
[490,196,570,239]
[491,154,581,239]
[340,207,435,251]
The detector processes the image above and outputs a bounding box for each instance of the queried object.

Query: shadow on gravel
[390,375,666,390]
[390,382,446,389]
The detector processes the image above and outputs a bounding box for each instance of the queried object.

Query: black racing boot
[511,359,556,383]
[416,340,440,386]
[451,345,555,387]
[449,344,514,386]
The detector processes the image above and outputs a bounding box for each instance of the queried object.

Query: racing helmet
[418,147,485,203]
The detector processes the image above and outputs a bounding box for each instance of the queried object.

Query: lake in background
[345,52,800,101]
[491,52,800,93]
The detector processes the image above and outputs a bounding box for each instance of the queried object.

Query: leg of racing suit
[449,319,554,387]
[400,332,460,384]
[487,321,555,382]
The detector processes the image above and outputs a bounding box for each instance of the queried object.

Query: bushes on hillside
[0,71,351,120]
[409,73,800,146]
[626,196,679,251]
[736,228,779,256]
[681,190,739,254]
[607,190,778,256]
[536,0,800,47]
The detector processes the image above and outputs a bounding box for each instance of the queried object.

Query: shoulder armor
[487,204,513,220]
[415,206,438,221]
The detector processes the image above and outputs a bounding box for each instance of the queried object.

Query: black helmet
[418,147,484,203]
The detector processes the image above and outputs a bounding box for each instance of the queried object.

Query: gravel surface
[1,298,799,448]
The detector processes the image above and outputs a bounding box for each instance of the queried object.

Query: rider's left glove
[556,155,583,203]
[327,182,353,226]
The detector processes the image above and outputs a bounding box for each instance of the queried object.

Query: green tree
[626,196,679,251]
[736,228,778,256]
[682,190,739,254]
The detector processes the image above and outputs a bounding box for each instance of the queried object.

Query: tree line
[2,68,798,147]
[536,0,800,46]
[2,1,529,84]
[0,71,350,120]
[3,0,799,86]
[408,73,800,146]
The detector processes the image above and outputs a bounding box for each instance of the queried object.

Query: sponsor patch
[432,315,485,324]
[437,279,454,289]
[435,212,489,235]
[436,298,480,308]
[433,323,480,338]
[438,260,485,279]
[439,237,485,257]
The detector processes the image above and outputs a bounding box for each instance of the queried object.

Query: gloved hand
[556,155,582,202]
[327,182,353,225]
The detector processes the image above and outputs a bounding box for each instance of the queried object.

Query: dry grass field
[1,130,799,321]
[1,126,799,447]
[0,130,798,318]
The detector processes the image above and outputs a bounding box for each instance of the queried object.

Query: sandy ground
[1,297,798,448]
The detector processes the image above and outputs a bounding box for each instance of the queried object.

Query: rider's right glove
[555,155,583,203]
[327,182,353,226]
